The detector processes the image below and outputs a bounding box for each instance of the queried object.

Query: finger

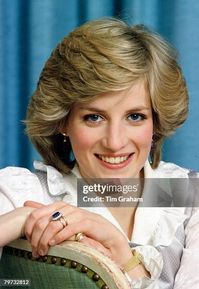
[49,219,99,246]
[30,214,52,255]
[36,208,78,254]
[49,220,126,266]
[37,208,91,253]
[36,217,69,256]
[24,201,68,240]
[48,221,113,259]
[49,217,123,249]
[24,201,44,208]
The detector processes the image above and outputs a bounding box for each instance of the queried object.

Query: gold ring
[75,232,84,242]
[62,215,68,225]
[59,216,67,228]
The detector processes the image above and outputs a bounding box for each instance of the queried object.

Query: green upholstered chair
[0,238,130,289]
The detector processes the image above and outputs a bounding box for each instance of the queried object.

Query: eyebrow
[79,106,151,112]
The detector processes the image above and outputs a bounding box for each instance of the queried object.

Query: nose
[101,122,128,152]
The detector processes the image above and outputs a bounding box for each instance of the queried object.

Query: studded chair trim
[1,238,130,289]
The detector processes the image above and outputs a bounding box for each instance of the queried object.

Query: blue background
[0,0,199,171]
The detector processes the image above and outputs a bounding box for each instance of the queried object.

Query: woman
[0,18,198,289]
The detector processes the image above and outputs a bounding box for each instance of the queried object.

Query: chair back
[0,238,130,289]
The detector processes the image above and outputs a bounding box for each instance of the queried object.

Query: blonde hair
[26,18,188,173]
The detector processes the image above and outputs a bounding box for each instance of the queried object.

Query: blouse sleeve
[173,208,199,289]
[0,166,45,258]
[0,192,15,259]
[0,166,47,214]
[127,245,163,289]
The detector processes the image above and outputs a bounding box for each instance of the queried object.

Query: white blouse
[0,160,199,289]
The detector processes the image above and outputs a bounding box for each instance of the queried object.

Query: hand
[24,200,111,258]
[24,201,132,266]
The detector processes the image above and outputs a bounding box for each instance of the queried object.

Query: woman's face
[66,80,153,179]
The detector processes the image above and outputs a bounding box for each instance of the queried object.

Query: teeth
[99,155,129,164]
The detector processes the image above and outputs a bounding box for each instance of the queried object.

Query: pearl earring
[62,133,67,143]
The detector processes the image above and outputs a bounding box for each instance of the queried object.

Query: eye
[83,114,103,123]
[128,113,145,122]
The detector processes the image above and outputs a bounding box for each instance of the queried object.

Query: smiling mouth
[95,154,134,164]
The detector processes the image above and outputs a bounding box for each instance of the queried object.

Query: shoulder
[153,161,191,178]
[0,166,41,190]
[0,166,43,208]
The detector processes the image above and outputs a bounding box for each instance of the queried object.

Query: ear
[58,119,69,136]
[59,131,68,136]
[58,125,68,136]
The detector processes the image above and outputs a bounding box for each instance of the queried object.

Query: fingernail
[39,250,44,256]
[49,239,55,246]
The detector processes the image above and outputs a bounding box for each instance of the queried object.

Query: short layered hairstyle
[25,18,188,173]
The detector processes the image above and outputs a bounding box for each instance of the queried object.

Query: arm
[0,206,34,246]
[0,166,45,247]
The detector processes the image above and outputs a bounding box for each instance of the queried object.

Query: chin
[98,171,137,179]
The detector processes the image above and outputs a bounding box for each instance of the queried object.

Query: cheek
[133,125,153,148]
[69,128,97,152]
